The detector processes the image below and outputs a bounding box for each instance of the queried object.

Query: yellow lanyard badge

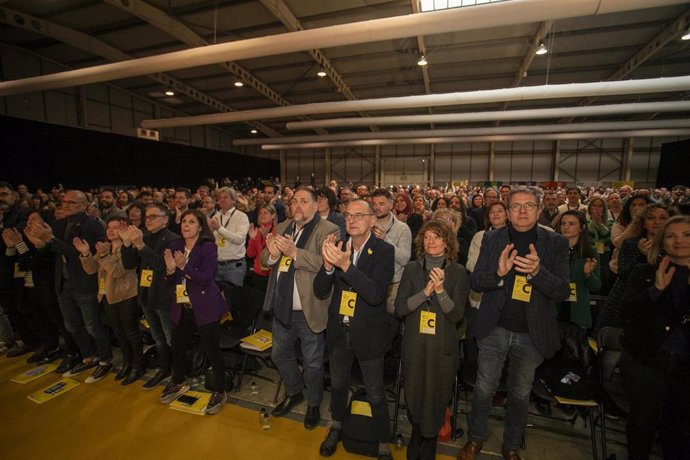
[567,282,577,302]
[176,284,191,304]
[13,263,25,278]
[98,277,106,296]
[278,256,292,273]
[420,310,436,335]
[216,236,225,248]
[594,241,605,254]
[140,269,153,287]
[511,275,532,302]
[339,290,357,318]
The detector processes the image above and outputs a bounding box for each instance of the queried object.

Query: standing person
[260,188,339,429]
[208,187,250,288]
[99,188,126,222]
[246,204,277,293]
[620,215,690,460]
[314,199,395,460]
[159,209,228,415]
[168,188,191,235]
[458,187,570,460]
[469,188,499,230]
[371,189,412,314]
[316,187,346,239]
[120,204,180,390]
[556,211,601,329]
[395,220,468,460]
[558,187,587,214]
[73,217,142,384]
[538,191,559,229]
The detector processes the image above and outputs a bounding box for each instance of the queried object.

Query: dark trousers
[171,308,225,392]
[23,287,78,353]
[407,411,438,460]
[2,286,38,347]
[621,350,690,460]
[329,327,391,444]
[104,297,143,369]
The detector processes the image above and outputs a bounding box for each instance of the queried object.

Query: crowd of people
[1,178,689,460]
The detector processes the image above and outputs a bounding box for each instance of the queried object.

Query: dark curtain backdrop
[657,138,690,189]
[1,115,279,190]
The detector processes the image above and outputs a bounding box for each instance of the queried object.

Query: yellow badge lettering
[567,282,577,302]
[13,263,25,278]
[339,291,357,317]
[98,278,106,296]
[278,256,292,273]
[176,284,191,304]
[512,275,532,302]
[140,269,153,287]
[420,310,437,335]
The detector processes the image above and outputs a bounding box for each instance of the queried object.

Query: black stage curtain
[1,115,279,190]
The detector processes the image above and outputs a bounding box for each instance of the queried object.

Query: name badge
[567,282,577,302]
[176,284,191,304]
[13,263,26,278]
[140,269,154,287]
[98,278,106,296]
[339,290,357,317]
[420,310,436,335]
[216,236,225,248]
[278,256,292,273]
[511,275,532,302]
[594,241,605,254]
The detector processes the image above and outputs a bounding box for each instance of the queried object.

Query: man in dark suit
[458,186,570,460]
[121,203,181,389]
[27,190,109,378]
[314,199,395,460]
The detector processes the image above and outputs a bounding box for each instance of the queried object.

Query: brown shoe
[457,440,483,460]
[501,447,522,460]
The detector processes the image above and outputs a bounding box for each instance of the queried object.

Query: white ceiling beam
[234,119,690,145]
[259,129,690,150]
[0,5,280,137]
[285,101,690,129]
[1,0,686,96]
[141,76,690,129]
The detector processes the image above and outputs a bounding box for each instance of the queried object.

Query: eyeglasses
[342,212,373,221]
[145,215,164,221]
[61,200,86,206]
[508,202,538,212]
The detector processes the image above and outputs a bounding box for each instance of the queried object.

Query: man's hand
[323,239,351,272]
[513,243,540,276]
[72,237,91,257]
[208,218,220,231]
[126,225,145,250]
[497,243,517,277]
[265,233,281,259]
[163,249,176,273]
[2,228,23,248]
[371,225,386,241]
[274,234,297,259]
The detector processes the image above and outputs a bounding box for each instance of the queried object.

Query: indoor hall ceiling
[0,0,689,144]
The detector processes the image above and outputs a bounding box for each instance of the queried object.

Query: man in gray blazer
[458,186,570,460]
[261,188,339,429]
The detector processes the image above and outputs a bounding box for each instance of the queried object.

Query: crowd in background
[1,177,689,460]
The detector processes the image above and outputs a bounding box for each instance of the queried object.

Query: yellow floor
[0,356,453,460]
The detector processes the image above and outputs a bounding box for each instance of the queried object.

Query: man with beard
[99,188,126,222]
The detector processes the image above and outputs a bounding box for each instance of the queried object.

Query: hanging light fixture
[535,42,548,55]
[250,129,258,134]
[234,81,244,87]
[317,69,327,78]
[417,55,428,66]
[682,27,690,40]
[164,90,175,96]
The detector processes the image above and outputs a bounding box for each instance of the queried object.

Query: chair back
[597,327,629,415]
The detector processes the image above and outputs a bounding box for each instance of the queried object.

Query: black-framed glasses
[508,202,538,212]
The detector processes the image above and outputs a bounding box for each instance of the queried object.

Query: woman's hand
[583,258,598,277]
[95,241,111,257]
[248,224,258,239]
[429,267,446,294]
[638,237,653,256]
[173,250,187,270]
[655,256,676,291]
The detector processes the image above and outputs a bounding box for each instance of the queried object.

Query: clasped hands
[497,243,540,278]
[423,267,446,298]
[163,248,187,273]
[266,233,297,260]
[321,234,351,272]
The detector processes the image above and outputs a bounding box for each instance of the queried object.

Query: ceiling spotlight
[682,27,690,41]
[535,42,548,55]
[317,69,327,78]
[234,81,244,87]
[164,90,175,96]
[250,129,258,134]
[417,55,428,66]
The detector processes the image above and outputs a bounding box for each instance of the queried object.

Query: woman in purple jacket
[158,209,228,415]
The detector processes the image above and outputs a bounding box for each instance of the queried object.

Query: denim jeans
[58,282,112,362]
[468,327,544,450]
[271,311,325,407]
[142,303,173,371]
[104,297,143,370]
[329,327,391,443]
[0,303,13,344]
[215,260,246,287]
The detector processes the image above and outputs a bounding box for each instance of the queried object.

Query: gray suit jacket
[261,216,340,333]
[470,225,570,358]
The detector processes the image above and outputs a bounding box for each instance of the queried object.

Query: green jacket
[564,251,601,328]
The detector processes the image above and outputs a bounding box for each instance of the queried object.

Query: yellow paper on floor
[11,363,59,384]
[554,395,598,407]
[28,378,81,404]
[240,329,273,351]
[169,391,211,415]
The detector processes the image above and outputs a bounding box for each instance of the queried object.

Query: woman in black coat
[395,220,468,460]
[620,215,690,460]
